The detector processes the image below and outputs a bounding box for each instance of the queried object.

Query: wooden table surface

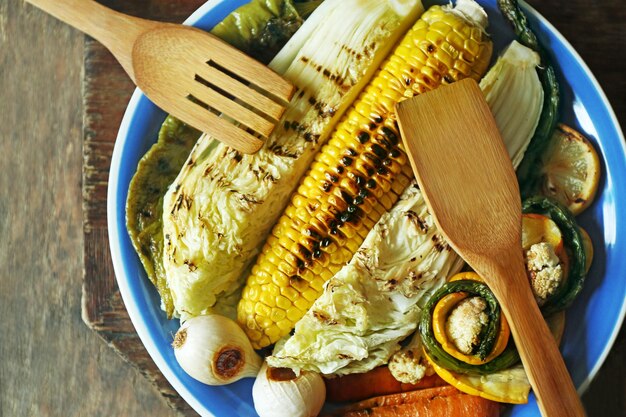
[1,0,624,416]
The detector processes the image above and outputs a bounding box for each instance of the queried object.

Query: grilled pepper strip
[126,116,201,317]
[420,279,520,375]
[522,196,587,316]
[498,0,560,198]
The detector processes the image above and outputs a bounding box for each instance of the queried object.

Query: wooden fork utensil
[26,0,295,154]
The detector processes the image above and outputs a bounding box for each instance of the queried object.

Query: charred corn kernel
[238,1,493,348]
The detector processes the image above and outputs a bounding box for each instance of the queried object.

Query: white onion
[253,363,325,417]
[172,314,261,385]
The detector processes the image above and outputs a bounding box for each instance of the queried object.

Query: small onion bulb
[253,363,326,417]
[172,314,261,385]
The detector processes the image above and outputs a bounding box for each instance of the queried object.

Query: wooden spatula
[25,0,295,154]
[396,79,585,417]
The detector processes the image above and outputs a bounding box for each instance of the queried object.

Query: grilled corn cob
[238,0,493,348]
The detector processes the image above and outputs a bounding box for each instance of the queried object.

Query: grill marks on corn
[238,5,493,348]
[258,108,411,289]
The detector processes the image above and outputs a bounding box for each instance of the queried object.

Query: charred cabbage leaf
[126,0,307,317]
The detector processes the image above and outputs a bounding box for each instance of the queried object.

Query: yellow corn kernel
[276,295,292,310]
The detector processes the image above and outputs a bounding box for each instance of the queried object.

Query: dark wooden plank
[81,1,206,415]
[79,1,625,416]
[0,0,182,415]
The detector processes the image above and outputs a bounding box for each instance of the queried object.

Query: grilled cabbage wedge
[126,0,305,317]
[162,0,425,320]
[127,117,201,317]
[267,41,544,375]
[239,0,494,349]
[480,40,543,168]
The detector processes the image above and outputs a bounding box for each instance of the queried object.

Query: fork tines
[186,48,295,154]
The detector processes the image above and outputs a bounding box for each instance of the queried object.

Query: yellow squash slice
[427,311,565,404]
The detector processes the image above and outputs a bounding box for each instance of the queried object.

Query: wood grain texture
[81,1,206,416]
[0,0,179,416]
[28,0,292,153]
[0,0,620,416]
[133,25,276,153]
[397,79,585,417]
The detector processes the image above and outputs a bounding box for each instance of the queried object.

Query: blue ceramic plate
[108,1,626,416]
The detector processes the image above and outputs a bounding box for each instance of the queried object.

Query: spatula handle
[24,0,156,81]
[487,252,586,417]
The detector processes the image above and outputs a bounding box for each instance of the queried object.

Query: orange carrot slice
[325,367,446,403]
[333,385,501,417]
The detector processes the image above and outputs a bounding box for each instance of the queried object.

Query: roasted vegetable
[163,0,423,320]
[253,363,326,417]
[211,0,304,64]
[172,314,262,385]
[579,227,594,273]
[126,0,306,317]
[498,0,561,198]
[522,196,587,316]
[479,40,543,168]
[292,0,324,18]
[328,385,501,417]
[267,184,465,375]
[522,214,568,306]
[427,311,565,404]
[388,331,431,384]
[267,40,543,376]
[325,367,446,404]
[432,273,511,365]
[522,213,564,253]
[239,0,494,348]
[126,117,201,317]
[420,275,519,375]
[538,124,601,215]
